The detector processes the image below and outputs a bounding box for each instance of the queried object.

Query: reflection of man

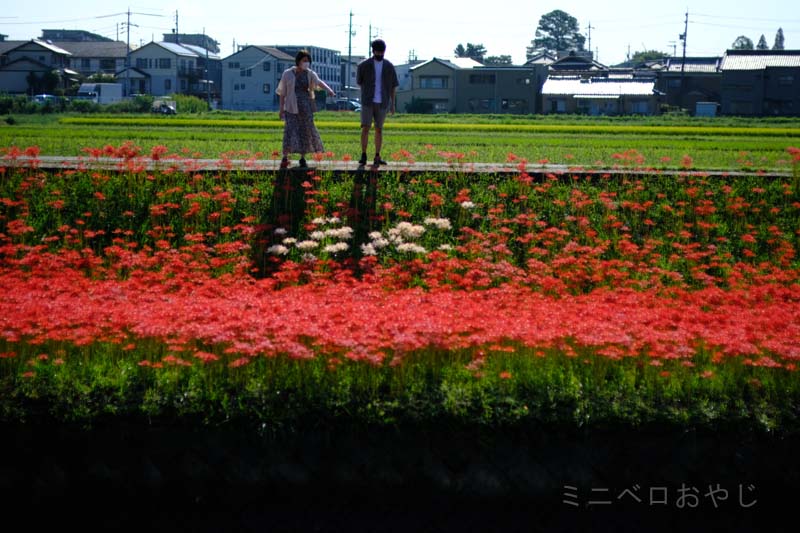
[356,39,399,166]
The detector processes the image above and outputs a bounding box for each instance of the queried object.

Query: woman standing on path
[277,50,336,168]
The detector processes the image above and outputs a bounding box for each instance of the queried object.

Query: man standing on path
[357,39,399,167]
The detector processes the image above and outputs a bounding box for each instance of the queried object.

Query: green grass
[2,113,799,170]
[2,339,796,432]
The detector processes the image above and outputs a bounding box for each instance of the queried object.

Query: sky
[2,1,798,66]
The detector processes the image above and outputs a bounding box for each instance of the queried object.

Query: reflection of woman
[276,50,336,168]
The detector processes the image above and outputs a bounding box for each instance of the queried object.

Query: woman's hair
[295,50,312,66]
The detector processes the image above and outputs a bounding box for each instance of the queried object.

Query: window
[550,98,566,113]
[159,58,171,69]
[468,98,494,112]
[228,61,240,69]
[667,79,681,89]
[263,61,271,71]
[241,83,245,90]
[240,68,252,77]
[630,100,650,114]
[180,79,186,91]
[778,76,795,86]
[165,79,172,91]
[469,74,496,84]
[263,83,271,94]
[136,58,148,69]
[234,84,240,91]
[81,58,91,68]
[420,76,448,89]
[100,59,115,71]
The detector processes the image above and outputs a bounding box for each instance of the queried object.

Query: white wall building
[221,46,293,111]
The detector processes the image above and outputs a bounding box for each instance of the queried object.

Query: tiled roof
[177,43,221,60]
[54,41,129,58]
[1,39,72,56]
[721,50,800,70]
[153,42,199,57]
[542,76,656,96]
[0,41,25,55]
[664,57,721,73]
[253,46,294,61]
[411,57,484,71]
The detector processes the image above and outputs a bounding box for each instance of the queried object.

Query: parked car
[326,99,361,112]
[152,99,177,115]
[32,94,57,103]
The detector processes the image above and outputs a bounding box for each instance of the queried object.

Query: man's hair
[295,50,312,66]
[371,39,386,52]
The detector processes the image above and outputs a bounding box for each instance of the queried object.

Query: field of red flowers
[1,143,800,428]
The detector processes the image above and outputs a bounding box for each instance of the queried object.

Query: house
[455,65,547,114]
[0,39,79,95]
[163,33,220,55]
[220,46,293,111]
[656,57,722,113]
[55,41,129,78]
[542,75,662,115]
[720,49,800,116]
[397,57,483,113]
[548,52,607,73]
[41,29,112,43]
[525,51,557,67]
[123,41,220,98]
[394,59,424,92]
[340,55,365,100]
[272,45,342,94]
[397,57,547,114]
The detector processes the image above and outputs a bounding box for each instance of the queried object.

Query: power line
[692,13,800,23]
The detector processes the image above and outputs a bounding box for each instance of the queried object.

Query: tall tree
[631,50,670,63]
[774,28,785,50]
[454,43,487,61]
[484,55,513,66]
[732,36,754,50]
[757,35,769,50]
[526,9,586,58]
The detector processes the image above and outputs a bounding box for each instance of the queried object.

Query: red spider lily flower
[499,371,513,380]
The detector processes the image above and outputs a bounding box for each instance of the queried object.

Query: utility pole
[679,9,688,102]
[125,9,132,97]
[347,10,355,101]
[204,27,210,108]
[586,22,595,55]
[174,11,179,44]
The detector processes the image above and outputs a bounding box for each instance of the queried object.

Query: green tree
[774,28,785,50]
[484,55,513,66]
[732,35,754,50]
[527,9,585,58]
[757,35,769,50]
[87,73,118,83]
[454,43,487,61]
[631,50,670,63]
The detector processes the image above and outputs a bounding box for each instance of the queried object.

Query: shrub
[172,94,209,113]
[68,100,101,114]
[405,97,434,114]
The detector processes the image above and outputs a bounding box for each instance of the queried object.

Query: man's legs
[374,127,382,157]
[361,126,370,154]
